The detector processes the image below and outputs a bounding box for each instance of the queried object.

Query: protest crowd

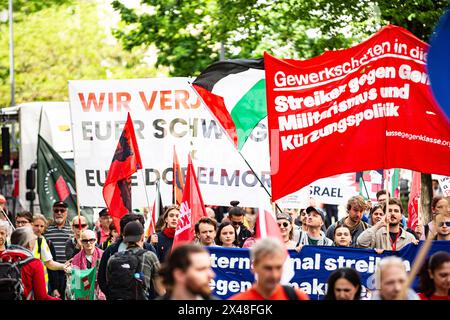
[0,189,449,301]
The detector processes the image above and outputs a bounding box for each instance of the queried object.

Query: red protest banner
[265,25,450,201]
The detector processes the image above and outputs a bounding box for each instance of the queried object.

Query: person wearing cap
[295,206,333,249]
[228,201,253,247]
[106,221,165,299]
[276,212,297,250]
[326,196,369,246]
[96,208,112,246]
[44,201,73,299]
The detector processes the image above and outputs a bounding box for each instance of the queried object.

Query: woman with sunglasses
[276,212,297,250]
[67,229,105,300]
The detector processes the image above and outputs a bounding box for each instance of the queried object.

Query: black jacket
[237,226,253,247]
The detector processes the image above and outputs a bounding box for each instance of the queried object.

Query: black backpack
[0,256,35,300]
[106,248,147,300]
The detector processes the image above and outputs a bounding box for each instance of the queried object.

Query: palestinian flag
[192,58,265,151]
[37,135,93,225]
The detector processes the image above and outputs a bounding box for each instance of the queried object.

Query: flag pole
[172,145,176,205]
[188,81,282,213]
[0,207,15,231]
[384,170,391,250]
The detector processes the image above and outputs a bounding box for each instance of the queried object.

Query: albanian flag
[102,113,142,234]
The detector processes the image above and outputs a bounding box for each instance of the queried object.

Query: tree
[0,0,160,107]
[111,0,447,76]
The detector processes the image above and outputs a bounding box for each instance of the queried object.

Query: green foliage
[0,0,160,107]
[112,0,447,76]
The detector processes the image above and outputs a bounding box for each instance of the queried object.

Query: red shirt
[229,284,310,300]
[418,292,450,300]
[22,259,59,300]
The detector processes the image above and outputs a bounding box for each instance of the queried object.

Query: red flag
[172,154,208,249]
[408,171,421,230]
[254,208,294,284]
[173,146,184,205]
[102,113,142,234]
[265,25,450,201]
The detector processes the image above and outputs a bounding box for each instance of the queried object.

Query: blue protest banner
[208,241,450,300]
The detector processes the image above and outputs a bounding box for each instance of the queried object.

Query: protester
[420,196,450,240]
[299,209,308,231]
[0,227,59,300]
[228,201,253,247]
[432,179,444,197]
[0,220,12,253]
[65,215,88,260]
[32,214,66,291]
[229,237,309,300]
[95,208,112,246]
[215,221,238,247]
[324,268,362,300]
[15,211,33,228]
[101,222,119,250]
[296,206,333,249]
[368,204,385,226]
[98,213,157,299]
[333,224,353,247]
[157,243,217,300]
[106,221,164,300]
[244,207,257,232]
[68,229,105,300]
[205,207,216,219]
[326,196,369,246]
[418,251,450,300]
[276,212,297,249]
[371,256,419,300]
[434,213,450,241]
[376,190,390,204]
[44,201,73,298]
[357,198,418,250]
[0,194,14,225]
[196,217,217,246]
[151,205,180,262]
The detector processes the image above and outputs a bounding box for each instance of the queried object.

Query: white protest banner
[68,78,272,208]
[436,175,450,197]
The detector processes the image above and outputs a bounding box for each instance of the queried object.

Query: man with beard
[326,196,370,246]
[44,201,73,298]
[229,238,309,300]
[158,243,216,300]
[357,198,418,250]
[195,217,217,247]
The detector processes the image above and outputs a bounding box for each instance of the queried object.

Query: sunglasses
[73,224,87,229]
[81,239,96,244]
[53,209,66,213]
[231,221,242,226]
[438,221,450,227]
[278,222,290,228]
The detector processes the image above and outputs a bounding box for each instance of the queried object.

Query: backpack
[0,256,35,300]
[107,248,147,300]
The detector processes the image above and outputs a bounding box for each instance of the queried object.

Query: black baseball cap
[53,201,68,208]
[123,221,144,243]
[98,208,110,217]
[306,206,326,222]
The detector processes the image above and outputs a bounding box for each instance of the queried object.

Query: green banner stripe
[230,79,267,151]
